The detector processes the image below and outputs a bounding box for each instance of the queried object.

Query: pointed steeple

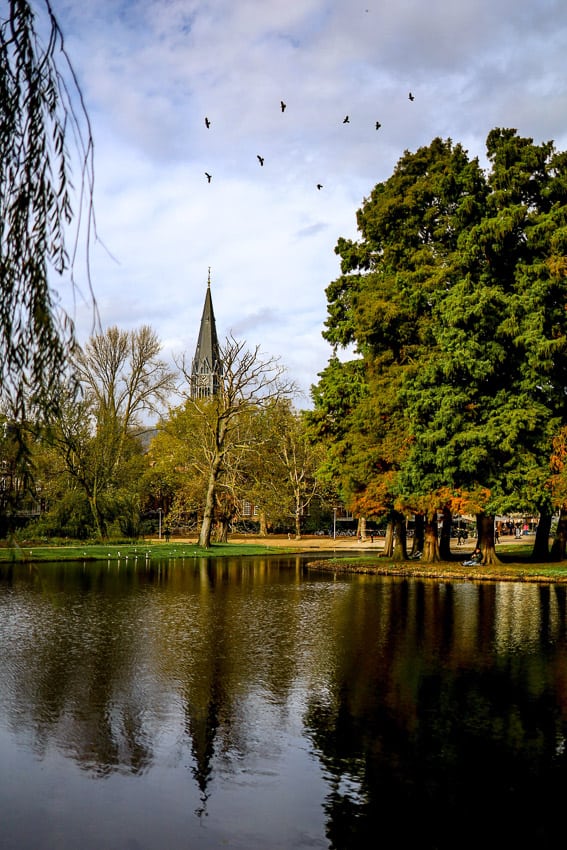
[191,270,222,398]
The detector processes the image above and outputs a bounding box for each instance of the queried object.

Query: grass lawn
[308,541,567,583]
[3,539,567,583]
[0,540,285,563]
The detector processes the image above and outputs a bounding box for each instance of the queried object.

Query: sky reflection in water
[1,556,566,849]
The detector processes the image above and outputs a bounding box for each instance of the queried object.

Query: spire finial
[207,267,211,289]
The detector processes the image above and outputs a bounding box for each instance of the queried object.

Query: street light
[333,506,337,540]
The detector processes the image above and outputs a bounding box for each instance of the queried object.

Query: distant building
[190,271,222,398]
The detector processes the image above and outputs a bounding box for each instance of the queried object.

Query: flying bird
[375,121,381,130]
[257,155,264,166]
[317,184,323,190]
[205,116,210,128]
[205,172,212,182]
[408,92,415,101]
[280,100,286,112]
[343,115,349,123]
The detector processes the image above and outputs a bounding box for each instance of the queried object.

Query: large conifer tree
[316,130,567,563]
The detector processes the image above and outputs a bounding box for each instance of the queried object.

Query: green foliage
[25,488,94,540]
[315,129,567,522]
[0,1,93,419]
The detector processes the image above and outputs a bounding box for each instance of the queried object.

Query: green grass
[316,541,567,583]
[0,541,284,563]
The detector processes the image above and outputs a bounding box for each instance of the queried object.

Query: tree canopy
[313,129,567,562]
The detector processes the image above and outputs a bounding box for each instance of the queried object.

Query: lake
[1,554,566,849]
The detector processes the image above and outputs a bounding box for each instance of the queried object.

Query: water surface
[1,555,566,848]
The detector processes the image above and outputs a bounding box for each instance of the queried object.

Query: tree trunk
[477,512,500,565]
[551,506,567,561]
[439,506,452,560]
[357,516,367,540]
[88,492,106,541]
[532,510,552,561]
[383,521,394,556]
[199,461,220,548]
[214,518,229,543]
[258,510,268,537]
[391,511,408,561]
[412,513,424,556]
[422,511,440,562]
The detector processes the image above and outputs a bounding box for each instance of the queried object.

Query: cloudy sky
[44,0,567,405]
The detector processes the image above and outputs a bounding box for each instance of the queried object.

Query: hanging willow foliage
[0,0,94,421]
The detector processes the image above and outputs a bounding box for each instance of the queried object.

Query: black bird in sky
[317,184,323,190]
[205,172,212,182]
[280,100,286,112]
[408,92,415,101]
[375,120,381,129]
[257,155,264,166]
[205,116,210,128]
[343,115,349,123]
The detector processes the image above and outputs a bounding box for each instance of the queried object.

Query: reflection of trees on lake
[303,579,567,848]
[3,563,567,845]
[0,558,305,795]
[0,563,165,775]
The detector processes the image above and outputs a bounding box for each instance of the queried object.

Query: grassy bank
[3,538,567,583]
[307,542,567,583]
[0,540,285,563]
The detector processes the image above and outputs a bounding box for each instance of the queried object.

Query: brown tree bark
[477,512,500,565]
[383,521,394,556]
[422,511,440,562]
[391,510,408,561]
[412,513,424,556]
[258,510,268,536]
[532,510,551,561]
[550,506,567,561]
[439,506,452,560]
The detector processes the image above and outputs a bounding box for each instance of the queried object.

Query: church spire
[191,271,221,398]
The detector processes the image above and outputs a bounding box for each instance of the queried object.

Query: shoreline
[230,534,567,584]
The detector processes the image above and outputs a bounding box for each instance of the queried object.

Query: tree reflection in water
[1,559,567,849]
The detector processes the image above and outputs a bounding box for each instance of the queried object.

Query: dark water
[1,555,567,849]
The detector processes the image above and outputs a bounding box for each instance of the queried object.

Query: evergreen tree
[317,130,567,563]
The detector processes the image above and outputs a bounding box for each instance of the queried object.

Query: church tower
[190,270,222,398]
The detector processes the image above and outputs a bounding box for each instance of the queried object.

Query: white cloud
[44,0,567,404]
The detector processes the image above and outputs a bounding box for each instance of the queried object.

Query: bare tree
[50,325,176,538]
[178,335,295,548]
[75,325,177,463]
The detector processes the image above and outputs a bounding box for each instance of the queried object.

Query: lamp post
[158,508,162,540]
[333,506,337,540]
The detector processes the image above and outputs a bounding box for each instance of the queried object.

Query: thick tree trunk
[357,516,367,540]
[477,512,500,565]
[439,506,452,560]
[258,510,268,536]
[383,521,394,556]
[391,511,408,561]
[551,506,567,561]
[422,511,440,562]
[412,513,424,556]
[213,519,229,543]
[532,510,552,561]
